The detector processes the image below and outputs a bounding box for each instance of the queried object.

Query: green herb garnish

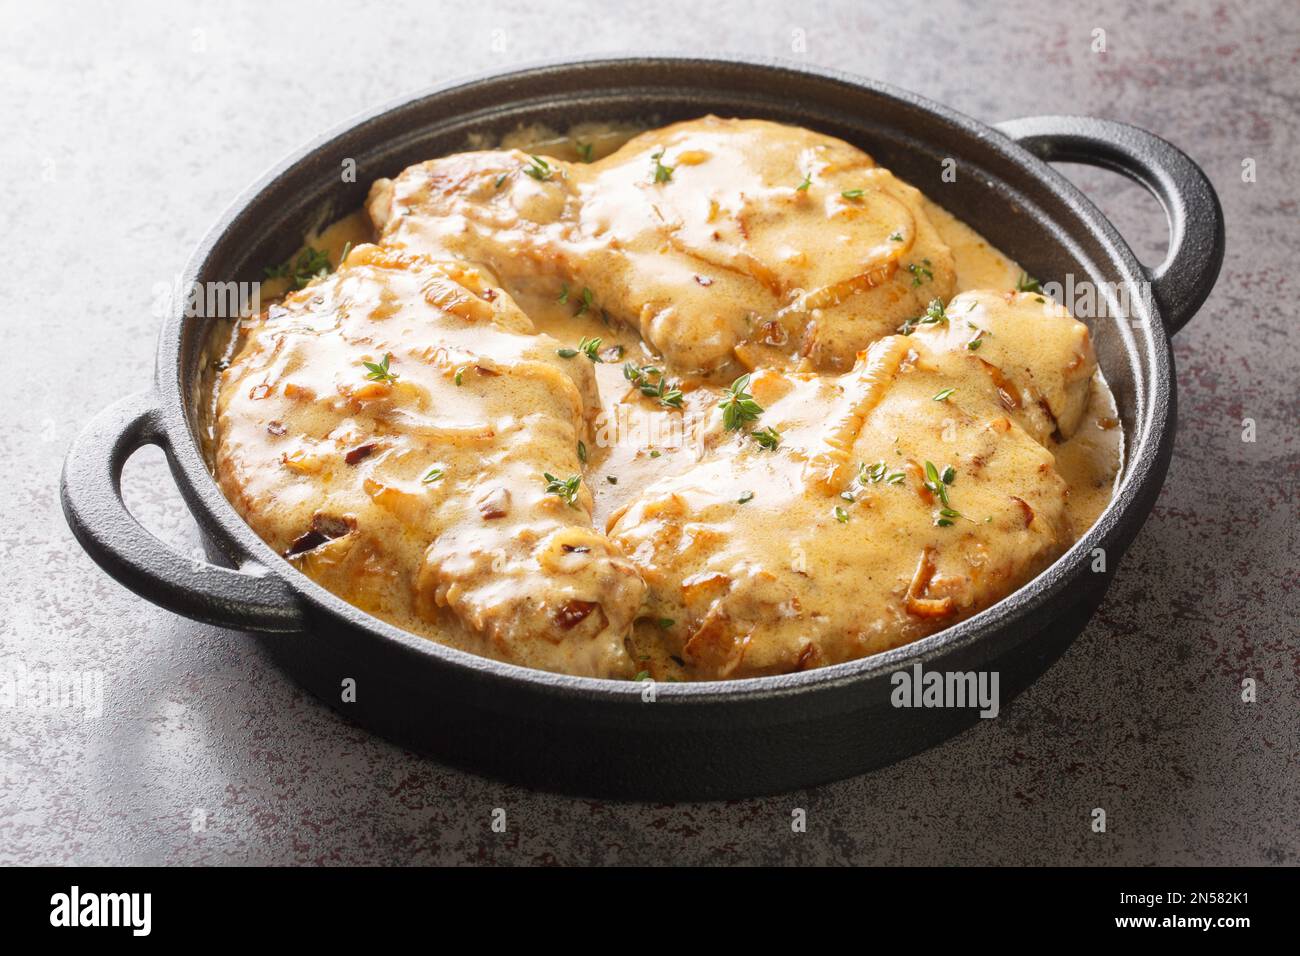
[651,150,674,184]
[752,426,782,450]
[266,246,332,289]
[719,373,764,431]
[362,352,398,383]
[924,461,967,525]
[422,467,445,484]
[543,472,581,507]
[624,362,683,408]
[933,387,956,402]
[907,259,934,286]
[522,154,552,181]
[859,460,906,486]
[1016,272,1041,293]
[841,189,865,200]
[900,298,948,335]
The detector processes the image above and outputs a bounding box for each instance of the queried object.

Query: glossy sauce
[204,120,1123,681]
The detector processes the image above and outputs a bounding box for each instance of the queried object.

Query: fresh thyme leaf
[575,286,594,316]
[651,150,674,183]
[557,347,578,359]
[737,490,754,504]
[542,471,582,507]
[1016,272,1041,293]
[522,154,552,181]
[719,373,764,431]
[889,231,903,241]
[454,367,464,385]
[576,141,594,163]
[362,352,398,383]
[796,172,812,191]
[841,189,865,200]
[657,617,674,629]
[907,258,934,287]
[834,506,850,523]
[266,246,332,289]
[861,461,887,484]
[494,173,507,189]
[577,441,587,464]
[624,362,682,408]
[578,336,602,362]
[633,670,651,682]
[859,460,906,486]
[422,466,445,484]
[923,462,964,524]
[899,298,949,335]
[752,426,782,450]
[933,387,956,402]
[558,283,569,304]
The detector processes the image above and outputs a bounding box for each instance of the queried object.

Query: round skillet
[61,56,1224,799]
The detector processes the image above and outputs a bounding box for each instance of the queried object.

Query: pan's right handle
[60,391,306,633]
[996,115,1225,336]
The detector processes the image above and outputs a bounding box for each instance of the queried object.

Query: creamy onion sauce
[200,121,1122,681]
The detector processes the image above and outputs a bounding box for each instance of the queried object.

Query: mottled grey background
[1,0,1295,865]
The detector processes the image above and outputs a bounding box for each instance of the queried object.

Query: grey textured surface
[1,0,1296,865]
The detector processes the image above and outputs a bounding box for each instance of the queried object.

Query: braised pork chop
[368,116,955,378]
[215,245,645,678]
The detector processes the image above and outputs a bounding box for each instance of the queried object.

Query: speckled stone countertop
[1,0,1295,865]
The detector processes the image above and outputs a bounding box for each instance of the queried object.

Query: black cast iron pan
[61,56,1224,799]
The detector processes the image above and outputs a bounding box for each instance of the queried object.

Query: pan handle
[60,390,306,633]
[995,115,1224,336]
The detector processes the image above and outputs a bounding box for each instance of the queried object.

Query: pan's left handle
[61,390,306,633]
